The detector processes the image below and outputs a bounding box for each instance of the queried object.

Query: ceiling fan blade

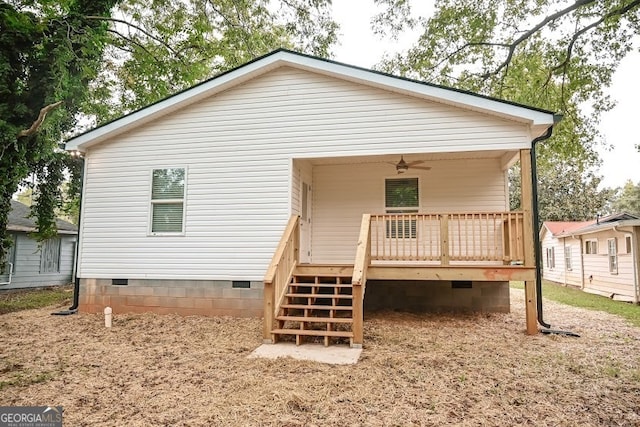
[407,160,425,167]
[411,166,432,171]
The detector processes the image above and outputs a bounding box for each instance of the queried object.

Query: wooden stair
[272,265,354,347]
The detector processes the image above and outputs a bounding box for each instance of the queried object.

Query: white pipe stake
[104,307,112,328]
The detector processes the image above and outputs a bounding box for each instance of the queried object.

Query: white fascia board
[66,50,556,151]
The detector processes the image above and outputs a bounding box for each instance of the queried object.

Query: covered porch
[264,149,539,347]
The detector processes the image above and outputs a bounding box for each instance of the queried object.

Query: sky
[332,0,640,189]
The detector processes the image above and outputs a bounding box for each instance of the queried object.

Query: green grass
[0,285,73,315]
[511,281,640,327]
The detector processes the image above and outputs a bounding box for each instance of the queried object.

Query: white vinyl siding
[78,66,531,280]
[583,230,635,300]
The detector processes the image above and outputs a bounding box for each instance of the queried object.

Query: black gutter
[52,153,84,316]
[530,128,552,328]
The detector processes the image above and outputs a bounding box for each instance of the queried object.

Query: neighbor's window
[584,239,598,254]
[385,178,418,238]
[1,234,16,275]
[564,246,572,271]
[608,238,618,274]
[625,236,632,254]
[546,247,555,269]
[150,168,186,234]
[40,237,61,273]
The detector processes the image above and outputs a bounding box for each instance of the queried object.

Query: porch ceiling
[300,150,518,168]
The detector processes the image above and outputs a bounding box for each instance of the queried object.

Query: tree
[371,0,631,221]
[82,0,338,123]
[0,0,117,266]
[1,0,339,266]
[612,180,640,216]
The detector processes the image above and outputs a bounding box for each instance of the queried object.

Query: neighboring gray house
[1,200,77,289]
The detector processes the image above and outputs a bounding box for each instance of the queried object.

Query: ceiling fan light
[396,156,409,174]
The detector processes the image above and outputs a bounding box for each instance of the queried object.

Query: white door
[300,181,312,263]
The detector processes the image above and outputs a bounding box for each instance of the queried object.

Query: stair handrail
[351,214,371,348]
[263,214,300,342]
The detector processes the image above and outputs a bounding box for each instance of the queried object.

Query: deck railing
[263,215,299,342]
[369,212,526,265]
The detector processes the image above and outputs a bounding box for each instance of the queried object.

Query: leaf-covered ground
[1,289,639,426]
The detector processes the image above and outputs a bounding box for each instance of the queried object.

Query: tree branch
[17,101,64,138]
[478,0,598,80]
[85,15,184,62]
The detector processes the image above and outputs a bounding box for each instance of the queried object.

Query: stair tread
[281,304,353,310]
[286,293,353,299]
[276,316,353,323]
[293,273,352,278]
[291,282,353,287]
[272,328,354,338]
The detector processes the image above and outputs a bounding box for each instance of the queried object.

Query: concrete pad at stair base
[249,343,362,365]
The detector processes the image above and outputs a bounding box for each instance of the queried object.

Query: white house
[66,50,559,346]
[541,214,640,303]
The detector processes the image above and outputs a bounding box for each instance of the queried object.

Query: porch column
[520,149,538,335]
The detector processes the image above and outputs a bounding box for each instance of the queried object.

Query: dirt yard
[1,289,639,426]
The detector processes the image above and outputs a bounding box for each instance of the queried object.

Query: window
[40,238,61,273]
[564,246,572,271]
[608,238,618,274]
[385,178,418,238]
[2,234,16,275]
[584,239,598,254]
[546,247,555,269]
[150,168,186,234]
[625,236,632,254]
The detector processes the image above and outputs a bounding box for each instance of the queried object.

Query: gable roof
[541,214,640,238]
[8,200,77,234]
[66,49,560,151]
[542,221,597,237]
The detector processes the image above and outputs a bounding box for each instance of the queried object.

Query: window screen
[151,168,185,233]
[40,238,61,273]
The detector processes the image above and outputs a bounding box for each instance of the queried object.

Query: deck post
[263,278,275,343]
[520,149,538,335]
[440,214,450,265]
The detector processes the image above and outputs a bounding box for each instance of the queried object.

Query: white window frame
[148,167,187,236]
[564,246,572,271]
[383,176,420,239]
[608,238,618,274]
[584,239,598,255]
[546,247,555,269]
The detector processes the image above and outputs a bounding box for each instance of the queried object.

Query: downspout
[52,152,85,315]
[530,122,558,329]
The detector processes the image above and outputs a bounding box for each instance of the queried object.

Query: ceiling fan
[389,156,431,174]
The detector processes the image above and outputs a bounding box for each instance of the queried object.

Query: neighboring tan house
[1,200,77,289]
[541,214,640,303]
[65,49,560,346]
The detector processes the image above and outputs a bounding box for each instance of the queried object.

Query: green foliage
[512,280,640,327]
[0,284,73,315]
[84,0,338,122]
[611,180,640,216]
[373,0,636,221]
[0,0,117,265]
